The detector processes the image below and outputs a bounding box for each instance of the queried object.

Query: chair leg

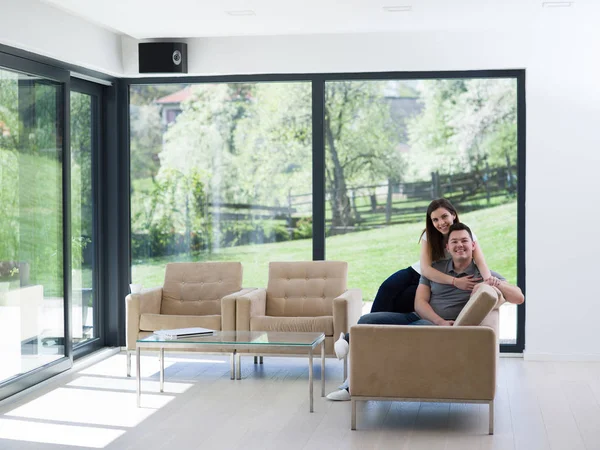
[127,351,131,377]
[254,356,258,364]
[351,398,357,430]
[489,400,494,435]
[259,356,263,364]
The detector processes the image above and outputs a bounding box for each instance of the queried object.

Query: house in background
[155,86,192,127]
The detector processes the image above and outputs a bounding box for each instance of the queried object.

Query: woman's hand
[484,276,502,287]
[453,275,482,291]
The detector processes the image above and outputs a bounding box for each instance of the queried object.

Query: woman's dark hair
[420,198,460,262]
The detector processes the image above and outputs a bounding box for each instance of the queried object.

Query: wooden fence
[131,164,517,257]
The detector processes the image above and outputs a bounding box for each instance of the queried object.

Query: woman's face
[430,207,456,235]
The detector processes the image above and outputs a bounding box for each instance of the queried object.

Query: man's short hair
[448,223,473,240]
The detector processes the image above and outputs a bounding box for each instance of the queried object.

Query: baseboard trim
[524,351,600,362]
[499,353,523,358]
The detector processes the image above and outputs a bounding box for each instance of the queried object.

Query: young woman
[370,198,494,314]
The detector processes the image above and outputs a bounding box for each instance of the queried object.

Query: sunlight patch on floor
[0,418,125,448]
[6,387,173,427]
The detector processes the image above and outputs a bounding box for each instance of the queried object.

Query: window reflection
[0,67,65,383]
[71,91,95,345]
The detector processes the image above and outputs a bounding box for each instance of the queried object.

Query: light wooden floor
[0,352,600,450]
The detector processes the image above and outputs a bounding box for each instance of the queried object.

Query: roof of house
[155,86,193,105]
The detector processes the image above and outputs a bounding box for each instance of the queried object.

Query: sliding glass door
[0,64,68,389]
[70,79,103,354]
[0,51,108,400]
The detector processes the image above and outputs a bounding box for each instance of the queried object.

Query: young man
[326,222,524,401]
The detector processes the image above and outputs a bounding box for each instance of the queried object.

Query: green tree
[130,84,186,182]
[70,91,93,262]
[159,84,253,203]
[325,81,401,228]
[232,82,312,207]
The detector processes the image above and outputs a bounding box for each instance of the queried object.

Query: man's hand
[453,275,482,291]
[435,319,455,326]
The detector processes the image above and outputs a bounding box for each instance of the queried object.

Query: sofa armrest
[221,288,256,331]
[125,287,162,350]
[333,288,363,338]
[236,288,267,331]
[350,324,497,400]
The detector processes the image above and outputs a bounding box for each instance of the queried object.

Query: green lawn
[132,201,517,301]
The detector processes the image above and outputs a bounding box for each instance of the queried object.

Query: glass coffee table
[136,331,326,412]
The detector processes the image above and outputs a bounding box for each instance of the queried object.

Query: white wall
[123,9,600,360]
[0,0,123,76]
[524,13,600,360]
[122,30,528,76]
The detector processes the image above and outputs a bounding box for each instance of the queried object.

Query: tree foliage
[129,77,518,256]
[407,79,517,180]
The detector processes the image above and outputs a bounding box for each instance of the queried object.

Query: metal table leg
[136,347,141,407]
[230,351,236,380]
[159,347,164,392]
[309,348,314,412]
[127,351,131,377]
[321,341,325,397]
[236,353,241,380]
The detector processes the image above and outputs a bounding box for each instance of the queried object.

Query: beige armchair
[125,261,254,376]
[235,261,363,377]
[350,284,502,433]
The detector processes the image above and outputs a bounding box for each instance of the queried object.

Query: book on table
[154,327,215,339]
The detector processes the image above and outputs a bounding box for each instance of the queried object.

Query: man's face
[446,230,475,263]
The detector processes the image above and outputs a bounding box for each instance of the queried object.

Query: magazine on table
[154,327,215,339]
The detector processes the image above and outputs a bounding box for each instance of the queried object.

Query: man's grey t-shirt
[419,259,505,320]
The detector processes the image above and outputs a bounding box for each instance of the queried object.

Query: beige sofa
[349,284,502,433]
[235,261,363,377]
[125,262,254,376]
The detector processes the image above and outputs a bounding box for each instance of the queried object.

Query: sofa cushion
[161,262,242,315]
[266,261,347,317]
[454,284,498,327]
[250,315,334,336]
[140,313,222,331]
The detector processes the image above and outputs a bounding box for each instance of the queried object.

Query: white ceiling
[40,0,584,39]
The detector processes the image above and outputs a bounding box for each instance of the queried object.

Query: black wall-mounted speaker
[138,42,188,74]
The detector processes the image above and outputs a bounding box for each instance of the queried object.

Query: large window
[0,67,65,384]
[130,82,313,288]
[129,72,524,351]
[324,78,519,344]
